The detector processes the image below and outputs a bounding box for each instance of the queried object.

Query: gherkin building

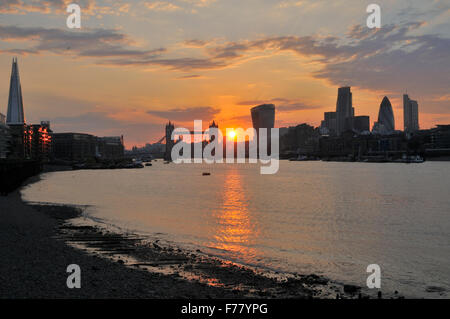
[377,96,395,133]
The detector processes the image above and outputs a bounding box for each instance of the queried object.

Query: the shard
[6,57,25,125]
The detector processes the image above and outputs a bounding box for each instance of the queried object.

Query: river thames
[22,161,450,298]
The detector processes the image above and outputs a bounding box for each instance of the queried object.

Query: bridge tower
[164,121,175,161]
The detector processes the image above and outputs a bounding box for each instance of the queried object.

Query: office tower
[336,87,353,135]
[403,94,419,133]
[251,104,275,156]
[6,57,25,125]
[373,96,395,134]
[320,112,337,135]
[251,104,275,131]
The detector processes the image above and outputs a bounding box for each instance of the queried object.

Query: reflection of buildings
[403,94,419,133]
[29,121,52,161]
[372,96,395,135]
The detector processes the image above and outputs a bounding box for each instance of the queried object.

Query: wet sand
[0,176,375,299]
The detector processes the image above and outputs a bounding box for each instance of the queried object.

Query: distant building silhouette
[97,136,124,159]
[208,120,218,143]
[209,120,218,128]
[29,121,52,161]
[336,87,353,135]
[251,104,275,131]
[320,112,337,135]
[251,104,275,156]
[52,133,97,161]
[372,96,395,135]
[430,125,450,150]
[321,87,370,136]
[403,94,419,133]
[280,123,320,156]
[2,58,53,160]
[352,116,370,134]
[0,113,10,158]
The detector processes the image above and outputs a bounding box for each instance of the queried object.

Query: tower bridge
[163,120,219,161]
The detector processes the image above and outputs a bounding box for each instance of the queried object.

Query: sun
[228,130,237,139]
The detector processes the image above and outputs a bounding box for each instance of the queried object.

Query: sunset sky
[0,0,449,147]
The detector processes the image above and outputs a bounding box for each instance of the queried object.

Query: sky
[0,0,449,148]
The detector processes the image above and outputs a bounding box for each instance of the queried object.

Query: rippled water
[22,161,450,298]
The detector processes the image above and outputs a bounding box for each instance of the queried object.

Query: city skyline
[0,56,441,150]
[0,0,449,147]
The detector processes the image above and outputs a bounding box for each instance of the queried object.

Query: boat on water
[202,172,211,176]
[394,155,425,164]
[360,155,424,164]
[289,155,308,161]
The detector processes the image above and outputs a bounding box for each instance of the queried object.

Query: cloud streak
[0,0,96,14]
[147,106,220,122]
[3,20,448,97]
[0,11,449,131]
[0,24,166,59]
[237,98,319,113]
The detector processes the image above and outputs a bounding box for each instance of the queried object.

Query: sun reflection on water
[209,168,259,261]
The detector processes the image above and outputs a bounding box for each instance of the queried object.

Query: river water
[22,161,450,298]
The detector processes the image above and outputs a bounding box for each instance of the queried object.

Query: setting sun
[228,130,237,139]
